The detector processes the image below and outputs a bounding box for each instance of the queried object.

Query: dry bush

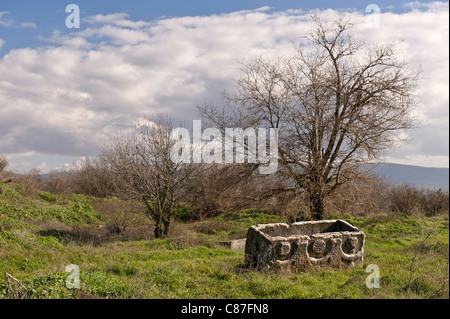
[182,164,258,220]
[92,200,133,235]
[326,174,449,217]
[105,210,130,235]
[0,155,8,177]
[182,164,300,220]
[420,188,449,217]
[91,199,153,241]
[40,171,73,194]
[11,169,42,199]
[388,183,424,215]
[326,174,391,217]
[272,191,311,222]
[384,183,449,216]
[69,159,122,198]
[40,159,122,197]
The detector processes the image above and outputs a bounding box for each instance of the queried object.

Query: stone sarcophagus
[244,220,365,273]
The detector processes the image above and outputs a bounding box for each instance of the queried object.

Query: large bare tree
[100,116,197,238]
[200,15,419,220]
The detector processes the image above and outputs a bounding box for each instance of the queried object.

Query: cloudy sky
[0,0,448,172]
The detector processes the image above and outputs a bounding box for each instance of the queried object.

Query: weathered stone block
[244,220,365,273]
[217,238,246,250]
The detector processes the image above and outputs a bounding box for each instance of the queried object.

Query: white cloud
[0,12,13,27]
[404,1,449,11]
[36,162,52,174]
[0,11,36,28]
[19,21,37,28]
[0,4,448,170]
[85,13,152,29]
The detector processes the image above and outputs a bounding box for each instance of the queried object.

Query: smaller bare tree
[100,116,198,238]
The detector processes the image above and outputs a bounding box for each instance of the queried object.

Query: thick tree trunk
[154,215,172,238]
[154,225,164,238]
[162,217,171,237]
[309,190,326,220]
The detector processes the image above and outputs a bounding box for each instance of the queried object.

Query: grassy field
[0,181,448,299]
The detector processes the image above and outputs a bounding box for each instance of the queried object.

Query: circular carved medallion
[312,239,326,255]
[345,237,358,253]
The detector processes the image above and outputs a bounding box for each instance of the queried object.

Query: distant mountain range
[371,163,449,191]
[38,162,449,191]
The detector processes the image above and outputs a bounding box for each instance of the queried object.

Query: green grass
[0,181,448,299]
